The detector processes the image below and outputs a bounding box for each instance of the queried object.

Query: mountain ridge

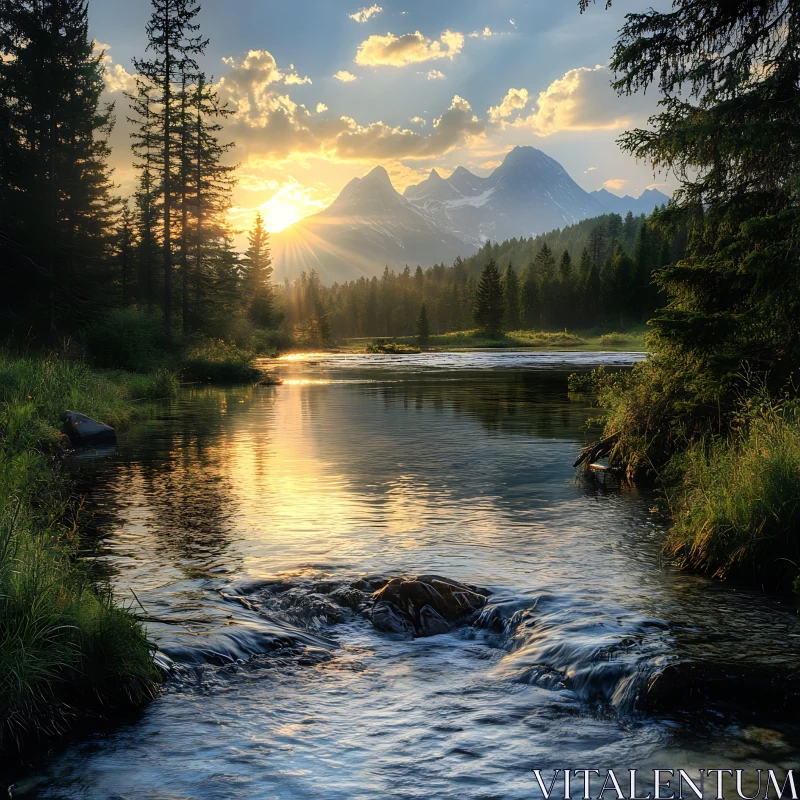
[272,147,672,283]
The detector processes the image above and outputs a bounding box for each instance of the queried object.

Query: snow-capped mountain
[272,147,671,283]
[403,146,607,248]
[589,187,671,217]
[271,166,472,284]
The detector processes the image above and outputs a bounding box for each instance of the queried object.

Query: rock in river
[371,575,490,637]
[63,410,117,447]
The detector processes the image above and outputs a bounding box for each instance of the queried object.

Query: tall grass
[665,395,800,590]
[0,353,164,756]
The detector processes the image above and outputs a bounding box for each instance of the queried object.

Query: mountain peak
[365,165,393,188]
[428,168,442,181]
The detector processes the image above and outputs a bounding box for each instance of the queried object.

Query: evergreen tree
[474,259,506,336]
[0,0,116,336]
[501,264,521,330]
[415,303,431,347]
[134,0,207,337]
[117,201,137,308]
[559,251,573,281]
[242,212,274,327]
[128,76,161,309]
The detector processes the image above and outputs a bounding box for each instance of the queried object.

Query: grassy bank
[664,397,800,592]
[0,354,169,758]
[343,326,647,353]
[579,362,800,593]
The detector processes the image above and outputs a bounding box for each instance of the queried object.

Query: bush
[83,309,176,372]
[182,339,260,383]
[250,327,293,356]
[664,395,800,590]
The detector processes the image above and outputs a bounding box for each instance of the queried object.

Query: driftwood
[573,432,620,469]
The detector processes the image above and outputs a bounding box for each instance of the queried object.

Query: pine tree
[242,212,274,327]
[415,303,430,347]
[501,264,521,330]
[134,0,207,338]
[0,0,117,336]
[559,251,573,282]
[117,201,137,308]
[474,259,506,336]
[128,77,162,309]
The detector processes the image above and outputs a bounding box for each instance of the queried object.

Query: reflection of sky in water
[25,356,800,800]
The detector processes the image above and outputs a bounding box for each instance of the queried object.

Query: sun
[263,201,303,234]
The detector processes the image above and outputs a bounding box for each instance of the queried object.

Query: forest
[280,211,681,342]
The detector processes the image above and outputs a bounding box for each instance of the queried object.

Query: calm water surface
[17,351,800,799]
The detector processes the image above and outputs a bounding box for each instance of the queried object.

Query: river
[17,352,800,799]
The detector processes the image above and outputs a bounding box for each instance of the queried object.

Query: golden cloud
[511,65,651,135]
[355,30,464,67]
[488,87,529,123]
[333,70,358,82]
[349,4,383,23]
[603,178,629,191]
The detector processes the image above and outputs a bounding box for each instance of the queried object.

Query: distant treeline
[280,211,687,342]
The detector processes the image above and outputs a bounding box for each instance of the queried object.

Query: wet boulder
[62,410,117,447]
[371,575,490,637]
[372,600,415,636]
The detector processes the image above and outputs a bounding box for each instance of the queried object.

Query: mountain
[589,187,671,217]
[273,147,671,283]
[271,166,472,284]
[402,146,606,249]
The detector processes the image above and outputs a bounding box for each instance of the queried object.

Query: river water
[18,352,800,799]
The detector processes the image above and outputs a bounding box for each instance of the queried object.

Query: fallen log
[573,432,620,469]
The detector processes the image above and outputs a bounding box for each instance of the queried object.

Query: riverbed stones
[371,575,490,637]
[62,410,117,447]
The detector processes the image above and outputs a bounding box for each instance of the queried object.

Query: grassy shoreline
[0,354,181,761]
[336,326,647,354]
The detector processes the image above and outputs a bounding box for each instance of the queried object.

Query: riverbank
[582,366,800,594]
[0,354,178,763]
[335,326,647,354]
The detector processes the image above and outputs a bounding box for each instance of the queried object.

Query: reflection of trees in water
[73,387,278,576]
[373,370,599,441]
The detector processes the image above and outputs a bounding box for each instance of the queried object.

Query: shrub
[83,309,175,372]
[664,395,800,590]
[250,327,293,356]
[182,339,260,383]
[365,339,421,354]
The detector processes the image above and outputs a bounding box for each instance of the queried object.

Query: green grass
[664,396,800,591]
[340,326,648,353]
[0,353,165,756]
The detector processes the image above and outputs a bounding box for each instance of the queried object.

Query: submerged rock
[62,410,117,447]
[371,575,490,637]
[637,662,800,720]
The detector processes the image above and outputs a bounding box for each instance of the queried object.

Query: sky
[90,0,675,236]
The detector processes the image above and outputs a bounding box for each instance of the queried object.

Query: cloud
[603,178,629,191]
[285,72,312,85]
[349,4,383,23]
[488,87,529,123]
[426,70,446,80]
[334,95,484,160]
[219,51,485,163]
[93,41,137,94]
[316,103,328,113]
[333,70,358,82]
[585,166,597,173]
[410,116,426,126]
[355,30,464,67]
[514,65,651,135]
[468,27,494,38]
[480,159,502,170]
